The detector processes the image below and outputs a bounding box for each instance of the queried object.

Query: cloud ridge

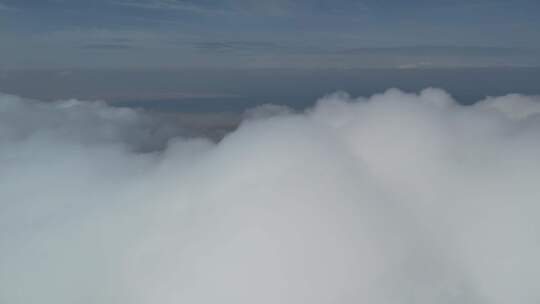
[1,88,540,303]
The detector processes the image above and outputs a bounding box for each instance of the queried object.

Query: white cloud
[476,93,540,119]
[1,88,540,303]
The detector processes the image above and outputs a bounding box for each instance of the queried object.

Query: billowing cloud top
[1,88,540,303]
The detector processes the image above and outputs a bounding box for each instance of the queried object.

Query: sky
[2,0,540,69]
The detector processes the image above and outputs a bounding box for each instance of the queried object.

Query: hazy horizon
[2,67,540,111]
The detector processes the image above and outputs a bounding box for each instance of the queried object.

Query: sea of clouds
[1,88,540,303]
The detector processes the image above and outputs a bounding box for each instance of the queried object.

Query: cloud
[193,41,283,54]
[79,43,138,51]
[1,88,540,303]
[338,46,538,56]
[37,29,187,54]
[40,29,172,46]
[12,26,540,69]
[109,0,290,16]
[110,0,365,17]
[111,0,224,14]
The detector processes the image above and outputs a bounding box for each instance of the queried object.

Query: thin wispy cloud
[193,41,283,54]
[111,0,225,14]
[79,43,138,51]
[38,29,189,50]
[1,0,540,69]
[336,46,540,57]
[109,0,361,17]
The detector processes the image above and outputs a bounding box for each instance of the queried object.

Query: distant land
[2,67,539,113]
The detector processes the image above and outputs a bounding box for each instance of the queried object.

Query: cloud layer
[1,89,540,303]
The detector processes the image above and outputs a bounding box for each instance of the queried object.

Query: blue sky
[1,0,540,69]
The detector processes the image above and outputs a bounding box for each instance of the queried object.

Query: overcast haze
[1,0,540,69]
